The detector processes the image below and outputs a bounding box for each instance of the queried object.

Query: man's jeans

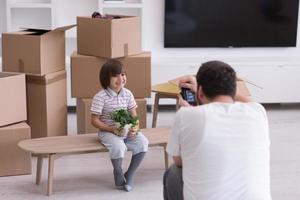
[163,164,184,200]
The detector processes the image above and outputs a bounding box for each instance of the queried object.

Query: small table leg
[163,145,169,170]
[36,155,43,185]
[152,93,159,128]
[175,97,180,111]
[47,154,55,196]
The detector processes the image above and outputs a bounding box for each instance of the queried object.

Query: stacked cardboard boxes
[2,25,74,138]
[71,52,151,98]
[73,15,150,134]
[0,72,31,176]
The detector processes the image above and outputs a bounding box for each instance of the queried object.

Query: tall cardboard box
[2,25,75,75]
[26,70,67,138]
[0,72,27,127]
[71,51,151,98]
[77,16,141,58]
[77,98,147,134]
[0,122,31,176]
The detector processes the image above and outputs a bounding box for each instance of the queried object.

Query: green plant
[111,109,139,128]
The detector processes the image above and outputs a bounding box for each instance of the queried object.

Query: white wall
[143,0,300,104]
[52,0,98,37]
[144,0,300,61]
[2,0,300,66]
[1,0,300,103]
[52,0,99,56]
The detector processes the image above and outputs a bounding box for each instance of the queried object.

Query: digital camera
[180,88,197,106]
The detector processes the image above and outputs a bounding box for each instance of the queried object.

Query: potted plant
[111,109,139,137]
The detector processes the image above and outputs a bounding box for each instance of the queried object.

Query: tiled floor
[1,104,300,200]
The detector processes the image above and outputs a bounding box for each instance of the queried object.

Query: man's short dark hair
[99,59,124,89]
[196,61,237,99]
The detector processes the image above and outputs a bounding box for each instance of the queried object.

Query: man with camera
[163,61,271,200]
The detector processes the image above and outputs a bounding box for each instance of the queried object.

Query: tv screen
[164,0,299,47]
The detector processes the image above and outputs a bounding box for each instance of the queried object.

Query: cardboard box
[0,72,27,127]
[71,51,151,98]
[0,122,31,176]
[26,70,67,138]
[77,98,147,134]
[2,25,75,75]
[77,16,141,58]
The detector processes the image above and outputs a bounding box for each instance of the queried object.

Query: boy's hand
[112,127,122,136]
[127,126,138,138]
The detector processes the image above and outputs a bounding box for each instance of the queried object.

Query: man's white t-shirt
[167,102,271,200]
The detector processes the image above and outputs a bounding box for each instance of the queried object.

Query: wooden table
[18,128,171,196]
[151,83,180,128]
[151,78,252,128]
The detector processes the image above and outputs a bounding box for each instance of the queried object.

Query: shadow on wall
[0,0,7,61]
[0,40,2,62]
[0,0,7,31]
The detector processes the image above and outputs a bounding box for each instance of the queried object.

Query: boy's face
[110,72,126,92]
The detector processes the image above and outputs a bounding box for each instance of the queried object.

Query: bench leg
[152,93,159,128]
[163,145,169,170]
[47,154,55,196]
[36,155,43,185]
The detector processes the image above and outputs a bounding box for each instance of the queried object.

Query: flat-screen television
[164,0,299,47]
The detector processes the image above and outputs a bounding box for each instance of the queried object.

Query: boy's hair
[99,59,124,89]
[196,61,237,99]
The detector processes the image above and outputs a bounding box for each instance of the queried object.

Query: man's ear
[197,86,203,102]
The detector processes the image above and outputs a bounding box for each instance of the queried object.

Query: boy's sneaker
[124,184,132,192]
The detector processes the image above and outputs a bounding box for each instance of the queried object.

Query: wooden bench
[18,127,171,196]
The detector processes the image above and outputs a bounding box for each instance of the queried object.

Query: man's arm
[234,93,253,103]
[167,110,183,168]
[173,156,182,167]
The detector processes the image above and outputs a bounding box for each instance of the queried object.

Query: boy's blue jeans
[98,131,148,159]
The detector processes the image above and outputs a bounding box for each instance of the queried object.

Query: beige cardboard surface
[0,122,31,176]
[77,16,141,58]
[0,72,27,127]
[2,25,75,75]
[26,70,67,138]
[77,98,147,134]
[71,51,151,98]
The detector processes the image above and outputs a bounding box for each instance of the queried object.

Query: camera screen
[186,90,196,102]
[181,88,197,105]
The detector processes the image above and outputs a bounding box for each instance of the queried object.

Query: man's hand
[177,94,191,107]
[178,75,197,93]
[173,156,182,167]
